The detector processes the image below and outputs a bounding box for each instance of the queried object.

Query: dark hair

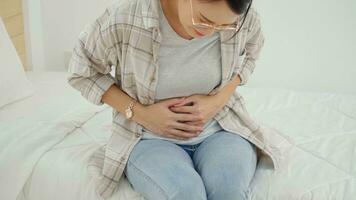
[199,0,251,15]
[199,0,253,42]
[227,0,252,15]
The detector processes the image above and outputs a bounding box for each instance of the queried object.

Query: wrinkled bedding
[0,72,355,200]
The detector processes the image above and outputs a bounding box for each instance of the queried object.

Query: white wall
[253,0,356,94]
[25,0,117,72]
[42,0,120,71]
[23,0,46,71]
[40,0,77,71]
[25,0,356,94]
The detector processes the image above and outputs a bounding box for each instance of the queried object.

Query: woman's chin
[181,26,198,39]
[191,27,206,37]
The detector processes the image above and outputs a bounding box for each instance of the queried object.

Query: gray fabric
[141,0,223,144]
[154,1,221,100]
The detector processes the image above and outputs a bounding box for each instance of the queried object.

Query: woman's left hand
[169,94,225,127]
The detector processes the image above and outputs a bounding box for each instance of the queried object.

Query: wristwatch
[125,100,137,120]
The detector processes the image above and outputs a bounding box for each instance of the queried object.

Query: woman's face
[177,0,240,38]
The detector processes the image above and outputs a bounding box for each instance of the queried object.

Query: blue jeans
[124,130,258,200]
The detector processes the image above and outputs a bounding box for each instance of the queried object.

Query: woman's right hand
[138,97,205,140]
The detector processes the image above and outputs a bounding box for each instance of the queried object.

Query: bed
[1,15,355,200]
[0,70,354,200]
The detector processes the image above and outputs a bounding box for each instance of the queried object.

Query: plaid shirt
[67,0,295,198]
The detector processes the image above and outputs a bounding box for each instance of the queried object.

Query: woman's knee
[125,139,207,200]
[169,172,207,200]
[201,161,254,199]
[208,184,252,200]
[195,131,257,200]
[204,163,253,200]
[125,160,207,200]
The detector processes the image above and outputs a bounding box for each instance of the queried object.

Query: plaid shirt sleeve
[66,8,120,106]
[238,10,265,86]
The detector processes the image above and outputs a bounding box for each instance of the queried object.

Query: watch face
[126,109,133,118]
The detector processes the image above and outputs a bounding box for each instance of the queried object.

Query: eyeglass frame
[189,0,252,33]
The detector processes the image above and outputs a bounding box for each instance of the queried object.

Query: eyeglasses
[189,0,251,33]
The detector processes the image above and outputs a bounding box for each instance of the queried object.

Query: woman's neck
[160,0,194,40]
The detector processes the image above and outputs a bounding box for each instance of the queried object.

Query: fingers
[170,106,196,114]
[165,135,187,140]
[172,122,203,133]
[174,113,203,122]
[164,121,204,140]
[167,129,198,140]
[185,120,205,127]
[166,97,186,107]
[172,98,193,107]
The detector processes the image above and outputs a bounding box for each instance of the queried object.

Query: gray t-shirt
[141,1,223,145]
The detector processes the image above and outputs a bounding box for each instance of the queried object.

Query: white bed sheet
[1,71,355,200]
[0,71,104,200]
[0,71,94,123]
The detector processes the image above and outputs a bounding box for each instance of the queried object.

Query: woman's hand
[169,94,226,128]
[139,97,205,140]
[169,76,241,127]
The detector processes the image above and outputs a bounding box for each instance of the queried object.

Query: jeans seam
[246,143,257,200]
[128,160,170,200]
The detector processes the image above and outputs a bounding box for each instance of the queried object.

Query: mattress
[0,71,355,200]
[0,71,95,123]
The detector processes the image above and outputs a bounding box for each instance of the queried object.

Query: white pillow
[0,17,34,108]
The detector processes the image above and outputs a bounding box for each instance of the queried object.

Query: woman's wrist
[131,102,147,124]
[214,92,230,109]
[214,80,239,108]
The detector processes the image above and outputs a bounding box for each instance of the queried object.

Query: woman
[123,0,257,199]
[67,0,287,199]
